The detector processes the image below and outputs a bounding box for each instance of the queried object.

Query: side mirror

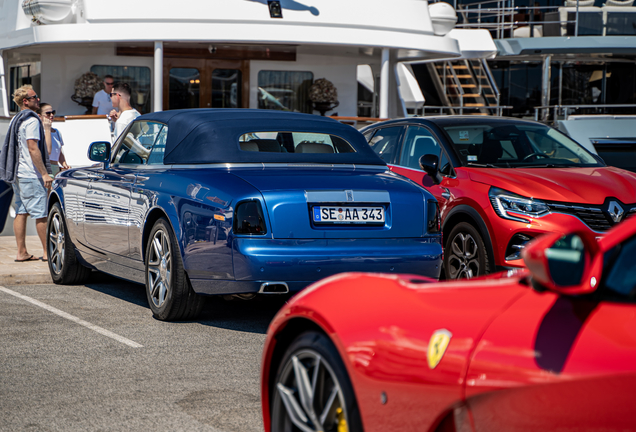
[419,154,443,185]
[88,141,111,167]
[522,229,602,295]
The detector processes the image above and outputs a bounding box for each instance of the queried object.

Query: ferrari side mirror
[419,154,443,185]
[522,229,602,295]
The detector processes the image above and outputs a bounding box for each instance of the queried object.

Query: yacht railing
[421,105,513,116]
[534,104,636,122]
[446,62,465,114]
[447,0,636,38]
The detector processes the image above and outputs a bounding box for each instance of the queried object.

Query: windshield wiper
[466,162,499,168]
[522,163,575,168]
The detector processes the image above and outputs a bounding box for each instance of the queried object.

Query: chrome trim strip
[165,163,387,171]
[305,190,391,203]
[258,282,289,294]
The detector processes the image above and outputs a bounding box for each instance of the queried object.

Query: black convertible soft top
[136,109,385,166]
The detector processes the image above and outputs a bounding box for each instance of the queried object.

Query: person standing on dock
[92,75,116,115]
[38,103,70,176]
[109,82,140,141]
[0,85,53,262]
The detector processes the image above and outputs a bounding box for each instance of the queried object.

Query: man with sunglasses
[109,82,140,140]
[0,85,53,262]
[91,75,117,115]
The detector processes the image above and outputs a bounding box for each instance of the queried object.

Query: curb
[0,272,53,285]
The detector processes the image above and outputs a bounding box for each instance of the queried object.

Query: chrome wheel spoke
[158,281,167,305]
[277,384,314,432]
[150,237,162,265]
[319,386,339,427]
[292,356,321,427]
[463,235,477,259]
[147,228,172,309]
[276,350,347,432]
[451,236,464,257]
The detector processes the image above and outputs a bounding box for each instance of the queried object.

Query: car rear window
[238,132,356,154]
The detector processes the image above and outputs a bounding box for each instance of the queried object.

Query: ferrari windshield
[441,122,602,168]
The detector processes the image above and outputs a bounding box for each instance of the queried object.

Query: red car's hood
[466,166,636,204]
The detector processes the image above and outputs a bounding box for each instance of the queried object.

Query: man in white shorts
[109,82,140,141]
[0,85,53,262]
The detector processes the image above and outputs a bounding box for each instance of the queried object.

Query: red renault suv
[361,116,636,279]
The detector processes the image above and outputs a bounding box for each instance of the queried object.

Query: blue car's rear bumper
[189,237,442,295]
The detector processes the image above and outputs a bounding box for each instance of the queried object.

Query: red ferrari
[261,216,636,431]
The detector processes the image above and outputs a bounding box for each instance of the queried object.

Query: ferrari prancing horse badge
[427,329,452,369]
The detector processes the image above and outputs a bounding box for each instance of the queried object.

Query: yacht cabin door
[163,59,249,110]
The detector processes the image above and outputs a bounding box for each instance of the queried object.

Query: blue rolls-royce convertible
[47,109,442,321]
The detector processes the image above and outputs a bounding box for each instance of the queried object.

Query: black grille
[546,202,636,232]
[546,202,620,232]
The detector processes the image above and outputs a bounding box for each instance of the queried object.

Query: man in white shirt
[109,82,140,141]
[92,75,116,115]
[1,85,53,262]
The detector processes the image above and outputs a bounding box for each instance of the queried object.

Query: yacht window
[169,68,200,110]
[91,65,151,114]
[257,71,313,113]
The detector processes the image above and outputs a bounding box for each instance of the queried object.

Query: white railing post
[380,48,390,119]
[154,41,163,113]
[575,0,580,36]
[0,50,9,117]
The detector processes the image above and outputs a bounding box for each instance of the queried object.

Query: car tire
[444,222,490,280]
[145,218,205,321]
[270,331,363,432]
[47,202,92,285]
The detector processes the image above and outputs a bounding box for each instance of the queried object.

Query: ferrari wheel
[271,331,363,432]
[444,222,490,280]
[47,203,91,285]
[145,218,204,321]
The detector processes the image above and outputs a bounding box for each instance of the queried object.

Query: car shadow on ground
[83,271,290,334]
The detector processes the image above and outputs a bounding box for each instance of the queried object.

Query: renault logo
[607,200,624,223]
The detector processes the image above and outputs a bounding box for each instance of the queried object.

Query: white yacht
[0,0,496,234]
[413,0,636,167]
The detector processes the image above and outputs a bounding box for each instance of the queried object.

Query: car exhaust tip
[259,282,289,294]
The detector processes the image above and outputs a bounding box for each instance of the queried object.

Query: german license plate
[312,206,385,224]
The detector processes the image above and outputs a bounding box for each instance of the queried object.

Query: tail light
[234,200,267,235]
[427,200,441,234]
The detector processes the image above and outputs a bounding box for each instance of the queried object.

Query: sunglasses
[110,92,119,97]
[44,110,56,116]
[24,95,39,100]
[104,82,114,86]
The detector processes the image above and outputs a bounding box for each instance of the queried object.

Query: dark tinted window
[367,126,402,164]
[604,235,636,298]
[441,122,600,167]
[399,126,441,170]
[594,144,636,173]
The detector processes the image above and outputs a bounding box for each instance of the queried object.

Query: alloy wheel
[147,228,172,308]
[276,349,349,432]
[447,232,480,279]
[48,212,65,275]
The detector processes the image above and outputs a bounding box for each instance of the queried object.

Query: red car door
[464,287,636,431]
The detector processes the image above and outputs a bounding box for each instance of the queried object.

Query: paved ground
[0,274,287,431]
[0,235,52,285]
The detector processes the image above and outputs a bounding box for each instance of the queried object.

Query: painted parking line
[0,286,143,348]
